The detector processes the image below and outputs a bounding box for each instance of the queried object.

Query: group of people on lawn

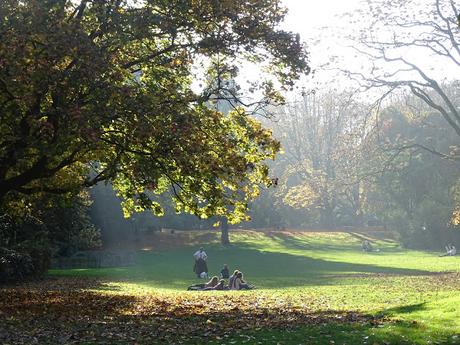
[189,247,254,291]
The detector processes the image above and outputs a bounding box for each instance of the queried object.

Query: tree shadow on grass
[381,302,428,316]
[1,280,457,345]
[348,231,397,244]
[223,318,456,345]
[264,231,402,253]
[206,244,436,286]
[51,243,441,290]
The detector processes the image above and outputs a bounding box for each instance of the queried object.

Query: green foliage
[73,226,102,251]
[241,87,460,250]
[16,236,51,277]
[366,98,460,248]
[0,247,34,282]
[0,191,101,277]
[0,0,309,223]
[245,90,377,228]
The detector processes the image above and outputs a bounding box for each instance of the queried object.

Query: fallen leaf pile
[0,278,384,344]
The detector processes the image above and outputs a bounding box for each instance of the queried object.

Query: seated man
[362,240,373,252]
[220,264,230,279]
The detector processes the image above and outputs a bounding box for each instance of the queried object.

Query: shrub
[17,237,51,277]
[0,248,34,283]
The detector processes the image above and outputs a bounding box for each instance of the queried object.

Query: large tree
[365,94,460,247]
[343,0,460,159]
[270,90,377,227]
[0,0,309,224]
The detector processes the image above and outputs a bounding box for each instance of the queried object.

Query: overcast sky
[282,0,363,33]
[280,0,457,92]
[280,0,368,89]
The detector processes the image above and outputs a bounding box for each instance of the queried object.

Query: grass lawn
[1,230,460,344]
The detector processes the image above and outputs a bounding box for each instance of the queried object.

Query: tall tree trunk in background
[353,182,365,227]
[221,218,230,246]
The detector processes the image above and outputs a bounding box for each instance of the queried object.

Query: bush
[17,237,51,277]
[74,225,102,251]
[0,248,34,283]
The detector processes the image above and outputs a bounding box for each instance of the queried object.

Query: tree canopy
[343,0,460,158]
[0,0,309,222]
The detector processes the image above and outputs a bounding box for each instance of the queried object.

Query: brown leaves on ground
[0,278,382,344]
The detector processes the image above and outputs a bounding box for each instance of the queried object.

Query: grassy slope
[47,231,460,344]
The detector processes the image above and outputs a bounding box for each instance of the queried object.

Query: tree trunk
[221,218,230,246]
[353,182,365,227]
[320,200,336,229]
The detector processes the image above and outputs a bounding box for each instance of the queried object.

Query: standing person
[220,264,230,279]
[193,247,208,278]
[193,247,208,261]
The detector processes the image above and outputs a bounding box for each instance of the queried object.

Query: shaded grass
[50,231,458,289]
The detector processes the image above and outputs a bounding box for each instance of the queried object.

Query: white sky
[279,0,459,95]
[281,0,364,32]
[280,0,368,89]
[191,0,457,103]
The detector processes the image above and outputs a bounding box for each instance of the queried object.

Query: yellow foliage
[451,208,460,226]
[283,183,319,209]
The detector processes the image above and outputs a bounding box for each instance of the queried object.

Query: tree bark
[220,218,230,246]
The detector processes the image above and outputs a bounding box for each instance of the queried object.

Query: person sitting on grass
[230,272,254,290]
[362,240,373,252]
[220,264,230,279]
[440,243,457,257]
[187,276,219,291]
[228,269,239,288]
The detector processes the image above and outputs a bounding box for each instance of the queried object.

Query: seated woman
[187,276,219,291]
[230,272,254,290]
[228,269,239,288]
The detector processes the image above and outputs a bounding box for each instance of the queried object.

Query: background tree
[344,0,460,158]
[365,91,460,247]
[268,90,377,228]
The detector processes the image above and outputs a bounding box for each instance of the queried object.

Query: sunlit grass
[47,230,460,344]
